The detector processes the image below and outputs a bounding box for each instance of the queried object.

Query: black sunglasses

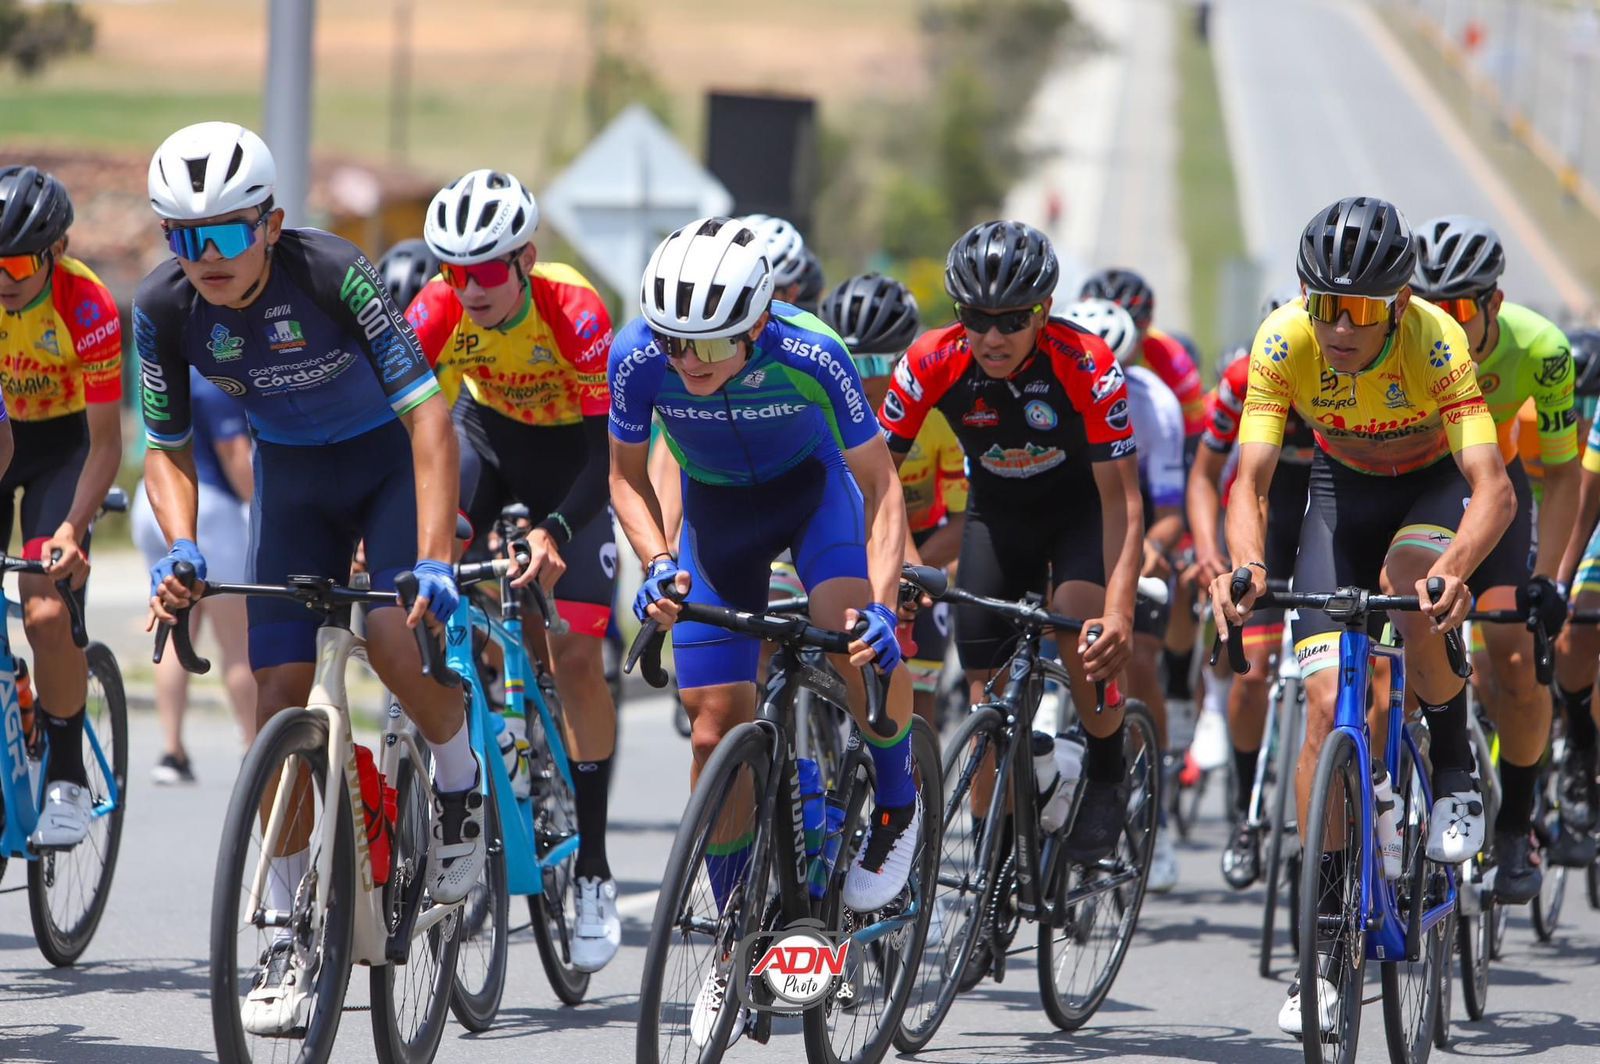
[954,302,1043,335]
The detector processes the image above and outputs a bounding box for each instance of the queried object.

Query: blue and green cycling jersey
[608,302,878,485]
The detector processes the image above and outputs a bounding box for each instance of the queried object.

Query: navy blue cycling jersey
[608,303,879,486]
[189,367,249,501]
[134,228,439,448]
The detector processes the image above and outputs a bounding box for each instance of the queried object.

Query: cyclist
[376,236,440,313]
[610,218,919,919]
[742,213,809,303]
[0,165,122,850]
[881,221,1142,862]
[406,168,623,972]
[137,122,483,1031]
[1189,287,1316,888]
[1064,296,1185,890]
[819,272,966,727]
[1210,196,1513,1035]
[1411,215,1577,902]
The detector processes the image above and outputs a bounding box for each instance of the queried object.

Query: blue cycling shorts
[248,419,417,668]
[674,445,868,689]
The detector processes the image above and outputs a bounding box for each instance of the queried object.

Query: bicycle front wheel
[1038,699,1159,1031]
[29,642,128,966]
[1297,728,1366,1064]
[638,722,774,1064]
[1380,741,1444,1064]
[450,767,508,1031]
[210,708,354,1064]
[528,687,590,1005]
[1260,675,1302,979]
[370,755,462,1064]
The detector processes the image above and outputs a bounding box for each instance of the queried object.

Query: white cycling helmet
[148,121,276,221]
[742,213,807,289]
[1063,298,1138,364]
[424,169,539,265]
[641,217,774,339]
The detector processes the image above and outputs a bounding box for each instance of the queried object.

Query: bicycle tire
[1489,894,1508,959]
[1530,864,1566,943]
[1038,700,1160,1031]
[370,755,461,1064]
[210,708,354,1064]
[29,642,128,966]
[1261,675,1301,979]
[1458,862,1492,1021]
[1431,911,1454,1049]
[528,684,590,1006]
[637,722,774,1064]
[1587,854,1599,910]
[893,705,1007,1053]
[449,767,509,1031]
[805,717,942,1064]
[1297,728,1365,1064]
[1380,740,1443,1064]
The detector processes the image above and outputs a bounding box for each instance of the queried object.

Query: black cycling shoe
[1490,832,1542,905]
[1063,777,1127,863]
[1220,820,1261,890]
[1559,745,1598,833]
[1549,823,1598,868]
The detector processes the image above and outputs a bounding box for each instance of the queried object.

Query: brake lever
[48,548,88,649]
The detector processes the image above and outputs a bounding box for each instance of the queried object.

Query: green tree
[0,0,95,78]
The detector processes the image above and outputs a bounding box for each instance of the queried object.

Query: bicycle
[1257,622,1307,979]
[161,565,472,1064]
[627,587,942,1064]
[1221,573,1459,1064]
[894,564,1160,1049]
[0,533,128,966]
[447,540,590,1027]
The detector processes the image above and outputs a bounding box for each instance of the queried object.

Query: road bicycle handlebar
[0,552,89,649]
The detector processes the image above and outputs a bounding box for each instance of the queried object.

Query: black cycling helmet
[376,238,441,311]
[0,166,74,256]
[820,273,921,357]
[1412,215,1505,299]
[1080,267,1155,328]
[1297,196,1416,297]
[1570,328,1600,399]
[944,220,1059,310]
[793,247,824,313]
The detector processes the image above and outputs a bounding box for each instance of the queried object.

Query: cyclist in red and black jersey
[880,221,1144,861]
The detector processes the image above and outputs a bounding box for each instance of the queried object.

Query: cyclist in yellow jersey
[1210,197,1513,1037]
[0,166,123,851]
[819,273,967,727]
[1412,215,1577,902]
[407,169,624,973]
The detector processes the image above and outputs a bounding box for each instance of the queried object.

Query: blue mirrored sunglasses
[165,216,267,262]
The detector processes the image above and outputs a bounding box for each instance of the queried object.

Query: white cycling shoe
[1426,775,1485,863]
[843,797,922,912]
[571,876,621,973]
[29,781,92,850]
[1277,975,1339,1036]
[689,966,747,1049]
[241,939,312,1037]
[428,762,486,905]
[1147,830,1179,894]
[1191,706,1230,772]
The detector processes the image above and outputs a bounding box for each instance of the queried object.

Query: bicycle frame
[1330,627,1456,961]
[0,597,119,859]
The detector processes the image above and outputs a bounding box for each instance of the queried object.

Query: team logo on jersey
[1385,382,1409,409]
[574,309,602,341]
[893,357,923,402]
[1476,372,1499,396]
[883,392,906,423]
[1429,341,1452,368]
[207,375,248,397]
[74,300,101,330]
[740,369,767,388]
[1111,437,1137,458]
[267,319,306,353]
[527,345,557,367]
[1105,398,1130,432]
[1090,364,1124,403]
[1263,334,1290,362]
[1535,354,1572,387]
[208,324,245,362]
[35,328,59,358]
[978,442,1065,478]
[1024,400,1057,430]
[963,398,999,428]
[1024,380,1050,395]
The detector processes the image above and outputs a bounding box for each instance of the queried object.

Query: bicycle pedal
[749,1008,772,1044]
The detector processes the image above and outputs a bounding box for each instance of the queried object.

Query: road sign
[541,105,734,300]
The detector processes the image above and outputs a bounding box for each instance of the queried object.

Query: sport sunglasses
[439,256,516,290]
[0,253,47,283]
[1431,294,1490,325]
[954,302,1044,335]
[654,332,747,364]
[165,215,269,262]
[1303,290,1397,327]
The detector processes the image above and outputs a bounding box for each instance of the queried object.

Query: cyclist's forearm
[1185,450,1225,558]
[646,434,684,550]
[144,445,201,545]
[1559,466,1600,586]
[1440,451,1515,579]
[1098,461,1143,620]
[611,437,670,563]
[405,398,460,563]
[1536,458,1579,580]
[63,402,123,537]
[862,471,908,608]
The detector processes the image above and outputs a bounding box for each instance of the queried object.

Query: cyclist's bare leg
[1475,585,1550,768]
[1555,593,1600,719]
[550,630,616,760]
[364,609,470,746]
[1295,668,1341,849]
[253,663,318,856]
[681,682,758,852]
[1127,632,1168,747]
[1228,637,1273,761]
[21,572,86,720]
[202,595,257,744]
[809,575,915,741]
[1052,580,1126,741]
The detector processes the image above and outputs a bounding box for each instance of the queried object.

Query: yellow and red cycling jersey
[899,408,968,534]
[1239,299,1496,475]
[0,256,123,420]
[406,261,612,426]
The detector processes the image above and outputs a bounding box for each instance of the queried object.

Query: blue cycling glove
[150,538,206,599]
[412,560,459,623]
[635,557,683,622]
[858,602,902,674]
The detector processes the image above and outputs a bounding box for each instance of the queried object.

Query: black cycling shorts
[0,414,89,559]
[955,488,1103,671]
[1466,457,1533,595]
[1246,460,1311,633]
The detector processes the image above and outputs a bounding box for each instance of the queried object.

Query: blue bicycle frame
[1332,628,1456,962]
[0,598,119,859]
[446,593,578,897]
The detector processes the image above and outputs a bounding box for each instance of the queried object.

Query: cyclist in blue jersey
[136,123,482,1035]
[609,219,918,933]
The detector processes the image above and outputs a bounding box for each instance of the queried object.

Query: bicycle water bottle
[1033,730,1060,799]
[1039,733,1086,834]
[809,797,848,898]
[797,757,825,856]
[1373,765,1402,879]
[15,658,39,757]
[497,713,533,801]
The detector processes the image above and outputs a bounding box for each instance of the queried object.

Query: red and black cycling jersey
[879,318,1135,511]
[1203,356,1315,465]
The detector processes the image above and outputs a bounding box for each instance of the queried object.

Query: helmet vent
[185,157,208,193]
[704,283,725,319]
[225,144,244,183]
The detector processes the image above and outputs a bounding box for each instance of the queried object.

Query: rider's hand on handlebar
[1209,564,1263,633]
[1192,545,1232,589]
[1079,613,1131,682]
[1140,539,1172,581]
[509,527,566,591]
[44,526,90,588]
[148,538,207,625]
[634,561,690,628]
[847,602,903,674]
[407,560,459,629]
[1418,570,1470,633]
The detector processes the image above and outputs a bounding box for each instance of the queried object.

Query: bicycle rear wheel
[527,685,590,1005]
[893,705,1007,1053]
[29,642,128,966]
[370,755,462,1064]
[449,767,508,1031]
[1038,700,1159,1030]
[210,708,354,1064]
[1457,858,1493,1021]
[1297,728,1365,1064]
[637,722,774,1064]
[806,718,941,1064]
[1380,742,1444,1064]
[1261,676,1301,978]
[1531,771,1567,941]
